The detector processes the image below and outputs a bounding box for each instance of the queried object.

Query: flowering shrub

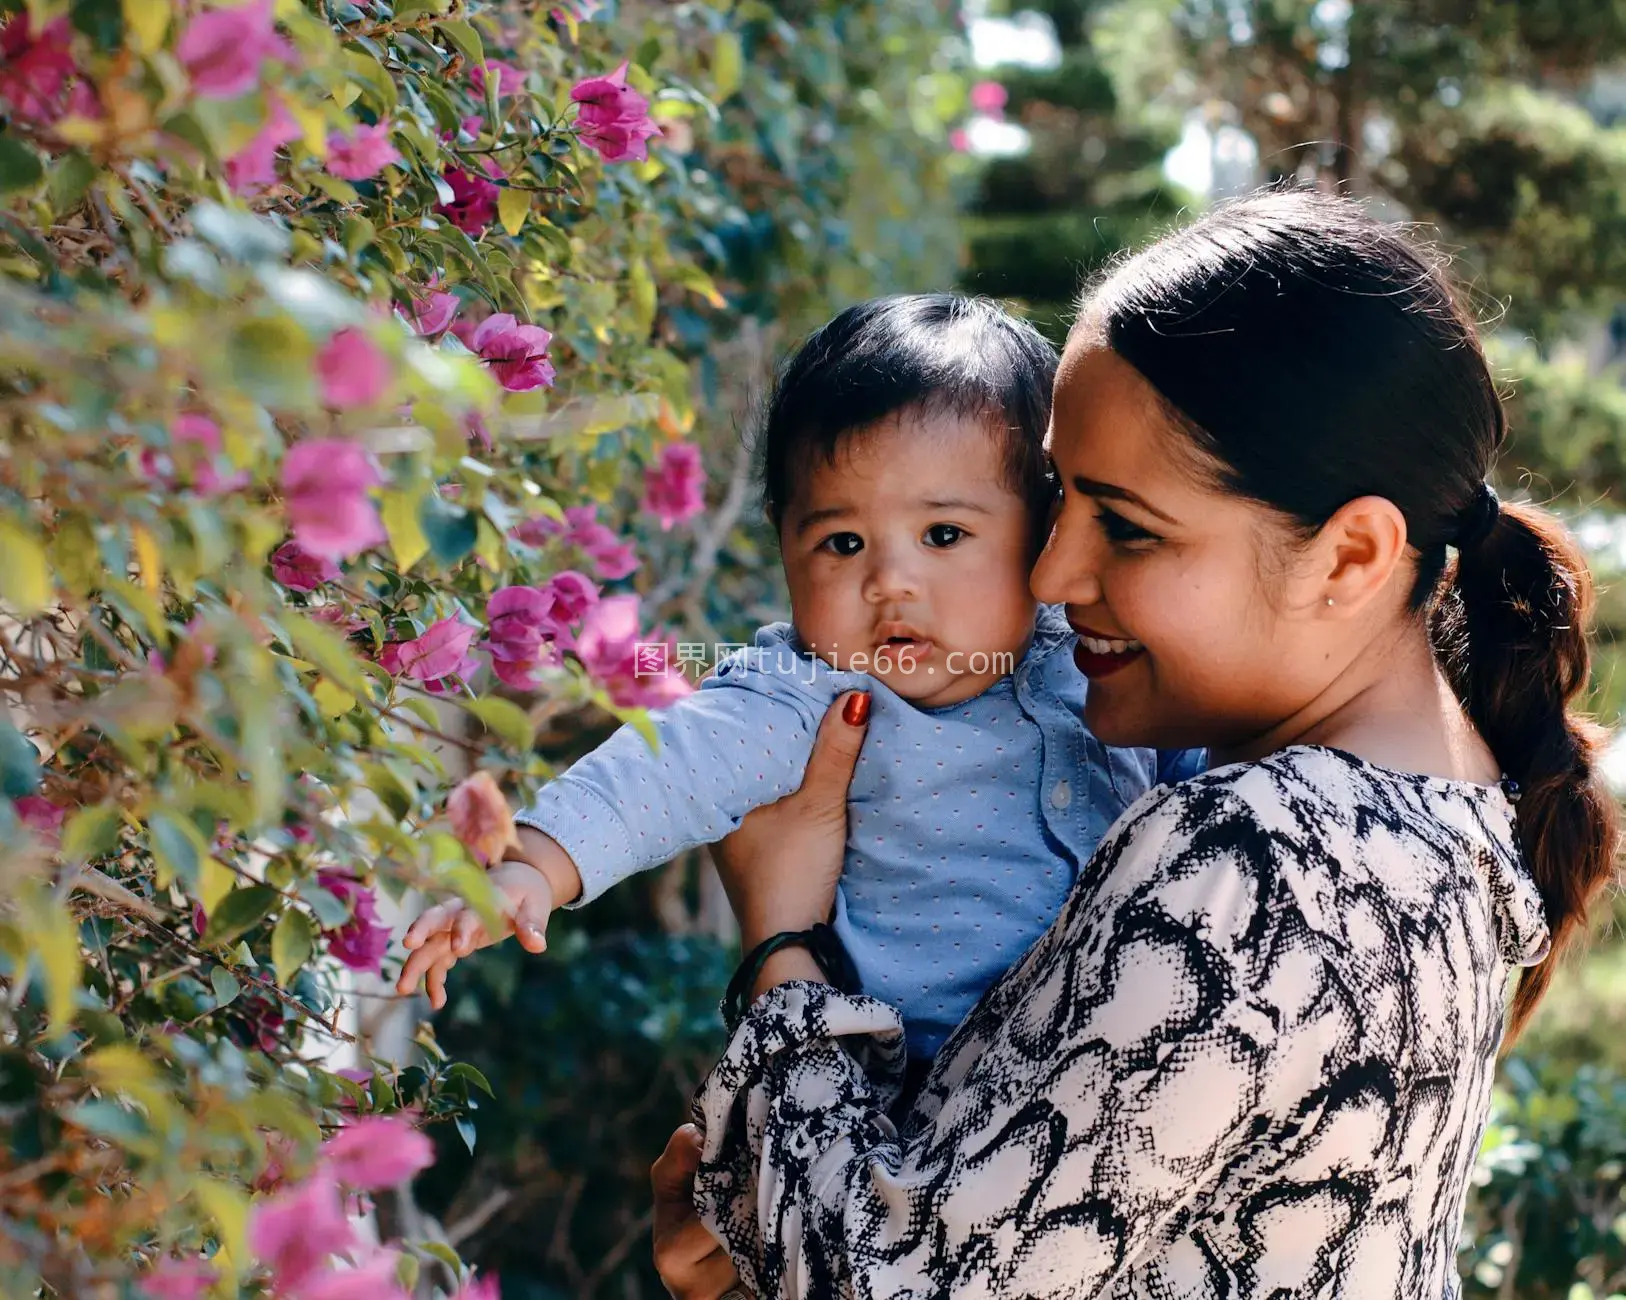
[0,0,974,1293]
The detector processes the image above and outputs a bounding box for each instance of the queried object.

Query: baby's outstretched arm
[395,828,582,1009]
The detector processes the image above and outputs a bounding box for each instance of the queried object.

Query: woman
[654,189,1619,1298]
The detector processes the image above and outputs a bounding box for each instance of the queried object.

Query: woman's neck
[1212,619,1501,785]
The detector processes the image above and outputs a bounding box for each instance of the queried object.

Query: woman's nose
[1030,511,1102,608]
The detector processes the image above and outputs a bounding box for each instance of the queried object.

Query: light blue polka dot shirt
[515,605,1205,1058]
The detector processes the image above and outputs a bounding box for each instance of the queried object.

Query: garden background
[1,0,1625,1296]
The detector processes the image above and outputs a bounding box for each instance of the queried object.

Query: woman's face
[1032,344,1347,757]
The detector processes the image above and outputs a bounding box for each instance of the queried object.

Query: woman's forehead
[1049,346,1172,460]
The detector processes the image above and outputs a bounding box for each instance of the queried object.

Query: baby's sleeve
[514,655,829,907]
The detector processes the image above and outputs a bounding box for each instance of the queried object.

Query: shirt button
[1050,779,1072,809]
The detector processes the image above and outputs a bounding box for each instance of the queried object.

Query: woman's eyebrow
[1071,475,1179,525]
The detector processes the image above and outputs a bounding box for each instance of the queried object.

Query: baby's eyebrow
[918,497,993,514]
[793,505,855,536]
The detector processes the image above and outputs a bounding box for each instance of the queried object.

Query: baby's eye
[818,532,864,556]
[923,523,965,548]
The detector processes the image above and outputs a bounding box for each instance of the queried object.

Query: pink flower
[282,440,386,561]
[511,505,641,580]
[464,410,492,451]
[406,289,459,338]
[969,80,1007,116]
[453,1274,501,1300]
[437,167,500,236]
[176,0,293,100]
[320,1115,435,1190]
[485,585,569,689]
[0,15,77,126]
[447,771,519,866]
[469,58,523,98]
[308,604,366,634]
[271,539,341,592]
[316,871,392,975]
[139,1258,217,1300]
[139,413,247,496]
[327,122,400,180]
[378,617,479,683]
[641,442,705,530]
[14,795,65,848]
[570,61,661,163]
[317,328,391,409]
[571,61,660,163]
[248,1171,355,1293]
[545,570,600,623]
[949,128,970,153]
[574,595,691,708]
[295,1248,411,1300]
[224,95,299,194]
[470,314,555,392]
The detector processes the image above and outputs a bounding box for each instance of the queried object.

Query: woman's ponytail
[1431,498,1621,1039]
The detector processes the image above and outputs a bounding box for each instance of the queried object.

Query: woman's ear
[1314,495,1409,613]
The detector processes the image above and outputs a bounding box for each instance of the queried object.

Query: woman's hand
[711,691,870,952]
[652,1124,744,1299]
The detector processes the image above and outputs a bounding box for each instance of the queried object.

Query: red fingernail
[842,692,871,726]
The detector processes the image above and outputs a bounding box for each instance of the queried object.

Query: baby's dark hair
[754,294,1058,543]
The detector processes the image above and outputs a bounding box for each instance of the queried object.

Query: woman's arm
[695,773,1314,1299]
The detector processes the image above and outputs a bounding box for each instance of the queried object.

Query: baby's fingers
[403,899,466,950]
[451,904,489,957]
[397,931,455,997]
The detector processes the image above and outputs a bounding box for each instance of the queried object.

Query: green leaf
[711,30,744,102]
[271,909,316,985]
[64,1098,148,1145]
[19,881,80,1037]
[201,885,278,948]
[209,966,241,1009]
[397,0,450,15]
[419,495,478,566]
[0,517,52,614]
[436,17,483,66]
[60,805,121,863]
[454,1113,477,1154]
[342,48,397,115]
[381,488,430,572]
[285,613,371,697]
[192,202,291,263]
[460,696,534,750]
[444,1061,494,1097]
[149,809,206,893]
[0,138,43,194]
[121,0,169,50]
[299,881,350,929]
[0,720,41,800]
[628,256,656,336]
[46,152,96,214]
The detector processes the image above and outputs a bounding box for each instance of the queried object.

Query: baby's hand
[396,860,555,1009]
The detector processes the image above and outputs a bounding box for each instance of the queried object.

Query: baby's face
[779,410,1039,708]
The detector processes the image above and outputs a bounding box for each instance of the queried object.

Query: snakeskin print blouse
[693,745,1549,1298]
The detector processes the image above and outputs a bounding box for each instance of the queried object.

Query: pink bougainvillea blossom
[14,795,65,848]
[573,595,691,709]
[294,1248,410,1300]
[326,122,400,180]
[949,128,970,153]
[463,410,493,451]
[248,1171,355,1293]
[447,771,520,866]
[545,570,601,623]
[405,289,459,338]
[378,617,479,683]
[469,58,524,99]
[570,61,661,162]
[470,314,555,392]
[484,585,568,689]
[139,413,247,497]
[270,539,341,592]
[511,505,641,581]
[320,1115,435,1190]
[0,15,77,126]
[969,80,1007,115]
[316,328,391,409]
[308,604,366,634]
[316,871,392,975]
[282,440,386,560]
[138,1257,218,1300]
[641,442,705,530]
[224,95,300,194]
[436,167,500,236]
[176,0,293,99]
[453,1273,502,1300]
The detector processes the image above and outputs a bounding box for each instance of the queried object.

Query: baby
[401,294,1201,1061]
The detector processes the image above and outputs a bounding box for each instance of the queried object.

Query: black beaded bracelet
[720,922,861,1030]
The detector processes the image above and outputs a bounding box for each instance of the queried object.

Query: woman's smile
[1070,623,1146,678]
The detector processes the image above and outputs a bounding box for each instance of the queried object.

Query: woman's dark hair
[1077,187,1619,1040]
[755,293,1058,547]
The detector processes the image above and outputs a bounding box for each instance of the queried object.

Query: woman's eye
[1097,507,1159,547]
[819,532,864,556]
[923,523,965,548]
